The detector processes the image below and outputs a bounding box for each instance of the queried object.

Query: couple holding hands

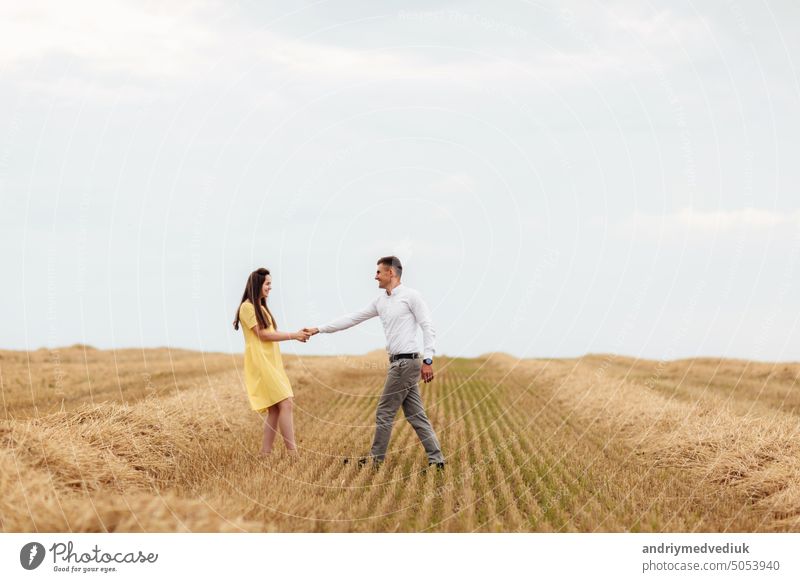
[233,256,445,470]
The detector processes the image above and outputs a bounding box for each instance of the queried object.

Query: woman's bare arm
[251,325,309,342]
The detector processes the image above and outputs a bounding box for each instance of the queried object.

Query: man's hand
[303,327,319,336]
[421,363,434,383]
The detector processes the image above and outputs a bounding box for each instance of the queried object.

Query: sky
[1,0,799,361]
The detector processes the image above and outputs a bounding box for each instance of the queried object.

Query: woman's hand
[293,329,311,342]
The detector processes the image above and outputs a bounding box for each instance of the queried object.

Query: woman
[233,267,310,457]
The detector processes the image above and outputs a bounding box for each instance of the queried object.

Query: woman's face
[261,275,272,298]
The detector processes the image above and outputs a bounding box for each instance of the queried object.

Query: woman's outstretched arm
[251,326,310,343]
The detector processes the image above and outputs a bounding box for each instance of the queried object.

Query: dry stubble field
[2,345,800,532]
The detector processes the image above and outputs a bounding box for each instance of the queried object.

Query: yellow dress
[238,300,294,413]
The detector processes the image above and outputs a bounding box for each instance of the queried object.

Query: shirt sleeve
[409,291,436,360]
[239,302,258,329]
[317,298,379,333]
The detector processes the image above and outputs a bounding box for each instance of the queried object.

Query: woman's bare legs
[261,405,280,455]
[276,397,297,453]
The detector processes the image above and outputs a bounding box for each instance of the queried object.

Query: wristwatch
[423,358,433,365]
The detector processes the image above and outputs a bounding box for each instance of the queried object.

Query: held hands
[292,327,319,343]
[293,329,311,342]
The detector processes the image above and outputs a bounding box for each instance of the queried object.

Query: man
[305,256,445,470]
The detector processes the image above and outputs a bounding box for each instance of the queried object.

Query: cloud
[0,0,712,105]
[615,207,800,237]
[372,237,462,263]
[0,2,518,84]
[612,8,707,47]
[251,32,588,89]
[430,174,477,195]
[0,0,221,76]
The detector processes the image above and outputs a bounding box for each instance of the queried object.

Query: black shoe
[421,462,445,475]
[345,456,381,469]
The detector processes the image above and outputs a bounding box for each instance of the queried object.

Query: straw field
[2,345,799,532]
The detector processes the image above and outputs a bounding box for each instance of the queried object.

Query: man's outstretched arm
[306,299,378,335]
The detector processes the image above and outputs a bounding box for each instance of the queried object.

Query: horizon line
[3,344,799,365]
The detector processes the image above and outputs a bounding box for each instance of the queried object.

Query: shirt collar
[385,283,403,296]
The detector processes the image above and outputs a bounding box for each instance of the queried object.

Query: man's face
[374,264,394,288]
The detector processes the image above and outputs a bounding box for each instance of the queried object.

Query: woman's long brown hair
[233,267,278,331]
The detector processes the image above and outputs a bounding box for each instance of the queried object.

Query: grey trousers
[370,358,445,464]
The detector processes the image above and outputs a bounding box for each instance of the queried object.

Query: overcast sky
[1,1,799,361]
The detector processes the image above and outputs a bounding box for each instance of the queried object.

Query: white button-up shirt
[317,284,436,360]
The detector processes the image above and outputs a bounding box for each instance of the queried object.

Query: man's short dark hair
[377,256,403,278]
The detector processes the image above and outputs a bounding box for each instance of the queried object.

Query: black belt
[389,352,420,363]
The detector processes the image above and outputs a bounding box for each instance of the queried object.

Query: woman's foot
[258,450,273,458]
